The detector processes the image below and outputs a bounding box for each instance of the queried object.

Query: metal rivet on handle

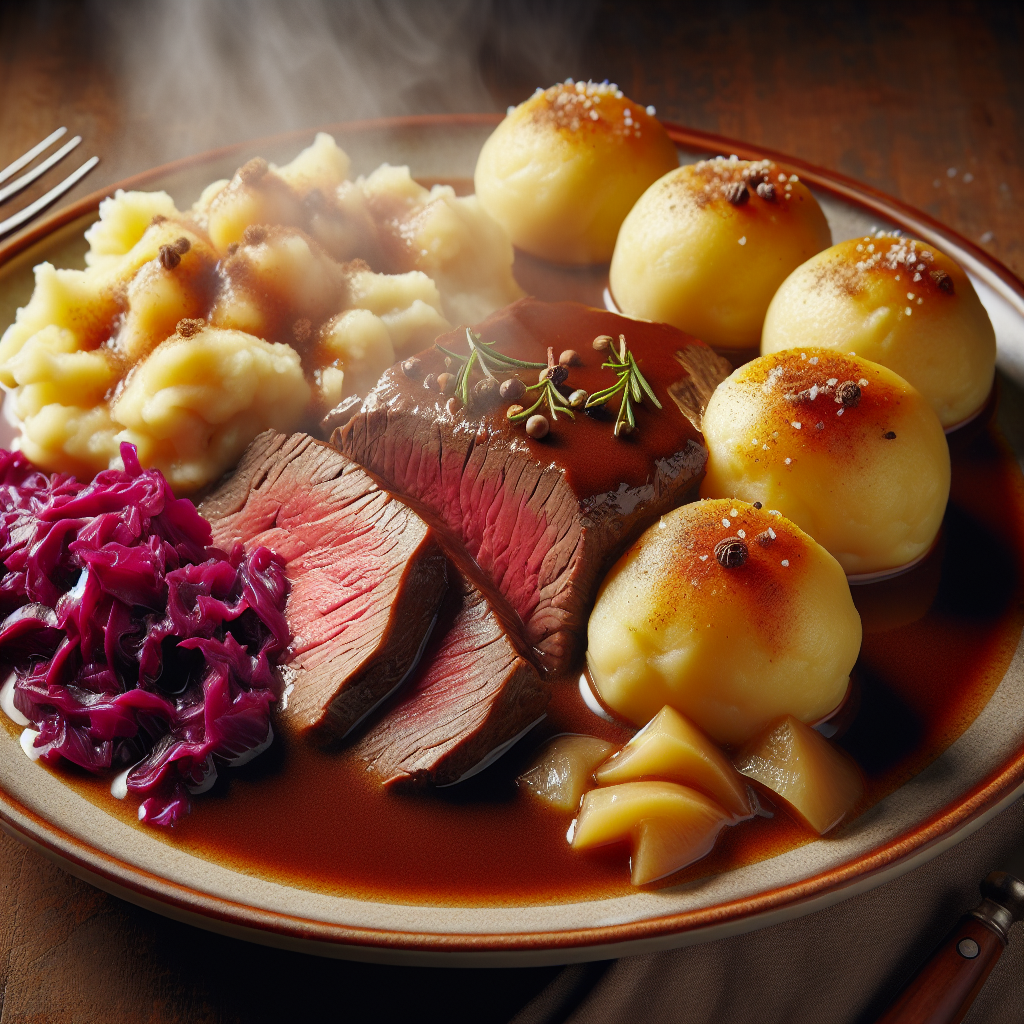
[956,938,980,959]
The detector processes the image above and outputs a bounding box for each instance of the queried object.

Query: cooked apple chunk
[595,706,751,817]
[587,499,861,745]
[762,236,995,428]
[700,349,951,575]
[572,781,732,884]
[518,735,616,812]
[734,715,864,834]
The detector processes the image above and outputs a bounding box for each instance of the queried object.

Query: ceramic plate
[0,115,1021,966]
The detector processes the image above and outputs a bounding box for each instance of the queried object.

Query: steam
[89,0,598,165]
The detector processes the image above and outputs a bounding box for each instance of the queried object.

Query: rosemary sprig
[507,373,576,422]
[435,330,546,407]
[585,334,662,436]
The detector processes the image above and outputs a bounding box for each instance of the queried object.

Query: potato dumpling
[474,81,678,265]
[587,499,860,746]
[700,349,951,574]
[595,705,751,817]
[572,780,732,885]
[517,735,616,812]
[735,715,864,834]
[111,325,310,492]
[609,158,831,349]
[762,235,996,428]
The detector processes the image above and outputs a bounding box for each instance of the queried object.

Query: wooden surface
[0,2,1021,1021]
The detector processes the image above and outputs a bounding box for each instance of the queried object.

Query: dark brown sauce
[47,415,1024,906]
[370,297,706,501]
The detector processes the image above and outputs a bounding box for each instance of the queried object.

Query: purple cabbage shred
[0,444,288,826]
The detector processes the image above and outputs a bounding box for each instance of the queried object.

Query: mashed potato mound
[112,326,310,493]
[0,133,522,491]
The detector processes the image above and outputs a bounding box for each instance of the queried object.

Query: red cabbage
[0,443,289,826]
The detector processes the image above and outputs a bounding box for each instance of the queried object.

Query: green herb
[435,330,546,407]
[507,371,575,422]
[585,334,662,436]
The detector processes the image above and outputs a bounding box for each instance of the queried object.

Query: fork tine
[0,127,68,186]
[0,157,99,239]
[0,136,82,206]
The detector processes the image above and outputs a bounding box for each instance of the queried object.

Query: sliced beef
[200,431,447,744]
[353,562,548,788]
[335,298,724,674]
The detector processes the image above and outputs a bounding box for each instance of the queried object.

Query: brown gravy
[45,409,1023,907]
[18,237,1023,906]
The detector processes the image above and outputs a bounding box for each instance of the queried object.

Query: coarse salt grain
[722,518,731,528]
[781,559,790,567]
[905,306,913,315]
[738,529,746,538]
[730,508,738,516]
[792,421,802,429]
[784,457,791,464]
[738,236,747,245]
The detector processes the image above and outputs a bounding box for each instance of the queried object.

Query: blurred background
[2,0,1021,274]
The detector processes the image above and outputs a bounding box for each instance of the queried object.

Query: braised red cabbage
[0,444,288,825]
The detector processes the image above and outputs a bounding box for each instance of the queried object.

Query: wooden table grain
[0,3,1021,1022]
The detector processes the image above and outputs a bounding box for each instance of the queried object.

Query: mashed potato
[0,133,522,491]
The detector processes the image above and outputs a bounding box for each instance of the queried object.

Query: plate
[0,114,1022,967]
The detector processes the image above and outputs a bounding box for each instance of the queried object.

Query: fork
[0,127,99,239]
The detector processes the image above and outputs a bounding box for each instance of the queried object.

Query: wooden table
[0,3,1021,1021]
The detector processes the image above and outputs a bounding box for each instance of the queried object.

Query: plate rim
[0,113,1022,962]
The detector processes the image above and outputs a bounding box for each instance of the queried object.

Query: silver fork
[0,128,99,239]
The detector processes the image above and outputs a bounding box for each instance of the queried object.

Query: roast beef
[353,561,548,788]
[200,431,447,744]
[335,298,728,674]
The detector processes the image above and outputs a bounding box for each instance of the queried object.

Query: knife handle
[875,871,1024,1024]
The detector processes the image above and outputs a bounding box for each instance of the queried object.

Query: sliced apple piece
[572,781,732,883]
[517,734,616,813]
[734,715,865,834]
[630,816,725,886]
[595,705,752,818]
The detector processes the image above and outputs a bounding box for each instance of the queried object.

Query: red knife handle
[874,916,1003,1024]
